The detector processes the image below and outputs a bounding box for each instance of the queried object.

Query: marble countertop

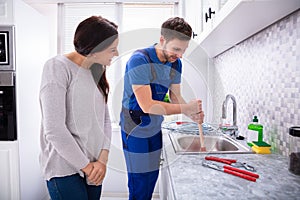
[162,131,300,200]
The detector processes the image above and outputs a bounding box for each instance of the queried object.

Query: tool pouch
[122,107,149,135]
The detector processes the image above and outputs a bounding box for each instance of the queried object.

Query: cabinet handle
[205,12,209,22]
[192,31,198,38]
[159,158,165,166]
[205,7,215,23]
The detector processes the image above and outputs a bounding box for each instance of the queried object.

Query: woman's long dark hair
[73,16,118,103]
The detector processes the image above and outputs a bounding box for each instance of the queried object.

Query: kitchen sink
[169,133,253,154]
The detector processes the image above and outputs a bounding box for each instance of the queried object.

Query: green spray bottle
[247,116,263,146]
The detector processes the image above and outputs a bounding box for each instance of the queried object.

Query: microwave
[0,25,15,71]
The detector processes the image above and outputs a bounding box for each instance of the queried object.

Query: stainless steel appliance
[0,25,16,140]
[0,72,17,140]
[0,25,15,71]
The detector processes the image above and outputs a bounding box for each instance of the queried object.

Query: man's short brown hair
[161,17,192,42]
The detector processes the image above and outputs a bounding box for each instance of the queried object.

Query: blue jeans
[46,173,102,200]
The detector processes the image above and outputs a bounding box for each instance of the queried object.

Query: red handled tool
[205,156,256,172]
[175,121,191,125]
[202,161,259,182]
[205,156,237,165]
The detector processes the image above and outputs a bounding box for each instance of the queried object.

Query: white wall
[15,0,50,199]
[182,44,212,122]
[24,2,58,57]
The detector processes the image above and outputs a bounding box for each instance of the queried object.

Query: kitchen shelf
[199,0,300,58]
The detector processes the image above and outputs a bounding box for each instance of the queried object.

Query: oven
[0,25,15,71]
[0,72,17,140]
[0,25,16,140]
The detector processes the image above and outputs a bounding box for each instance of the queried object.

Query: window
[63,3,117,53]
[61,2,177,123]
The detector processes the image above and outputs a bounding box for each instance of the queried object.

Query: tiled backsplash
[211,10,300,156]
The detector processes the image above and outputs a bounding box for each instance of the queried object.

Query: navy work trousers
[121,130,162,200]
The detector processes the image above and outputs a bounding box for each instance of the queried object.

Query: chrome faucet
[221,94,238,137]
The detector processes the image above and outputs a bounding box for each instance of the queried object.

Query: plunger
[198,123,206,151]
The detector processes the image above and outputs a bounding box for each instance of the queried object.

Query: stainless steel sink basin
[169,133,253,154]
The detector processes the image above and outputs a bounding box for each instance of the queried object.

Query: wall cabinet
[0,141,20,200]
[201,0,229,33]
[0,0,14,24]
[198,0,300,58]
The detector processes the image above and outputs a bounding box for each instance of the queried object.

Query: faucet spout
[221,94,237,128]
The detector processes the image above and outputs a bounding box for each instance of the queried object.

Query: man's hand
[183,99,204,123]
[190,111,205,124]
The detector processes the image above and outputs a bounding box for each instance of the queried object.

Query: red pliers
[203,156,259,182]
[205,156,256,172]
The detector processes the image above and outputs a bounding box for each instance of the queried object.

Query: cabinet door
[0,0,14,24]
[159,150,175,200]
[202,0,229,31]
[202,0,218,31]
[0,141,20,200]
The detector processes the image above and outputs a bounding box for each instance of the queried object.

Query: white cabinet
[202,0,217,32]
[159,132,177,200]
[199,0,300,57]
[159,149,175,200]
[0,0,14,24]
[0,141,20,200]
[201,0,229,33]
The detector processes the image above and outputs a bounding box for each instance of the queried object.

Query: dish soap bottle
[163,93,170,103]
[247,116,263,146]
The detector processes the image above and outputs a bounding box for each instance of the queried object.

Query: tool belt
[122,107,149,134]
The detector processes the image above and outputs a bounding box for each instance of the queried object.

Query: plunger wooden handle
[198,124,206,151]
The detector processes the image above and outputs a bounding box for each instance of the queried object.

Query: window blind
[62,2,176,123]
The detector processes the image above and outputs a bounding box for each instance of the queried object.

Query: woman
[39,16,118,200]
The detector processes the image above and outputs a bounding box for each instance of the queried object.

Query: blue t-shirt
[122,45,182,111]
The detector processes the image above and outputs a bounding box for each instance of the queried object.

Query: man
[120,17,204,200]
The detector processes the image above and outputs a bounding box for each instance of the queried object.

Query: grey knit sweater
[39,55,112,181]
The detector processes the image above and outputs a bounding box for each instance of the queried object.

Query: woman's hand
[87,161,107,186]
[81,161,106,186]
[87,149,109,185]
[81,163,93,176]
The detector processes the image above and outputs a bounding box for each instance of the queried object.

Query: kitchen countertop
[162,131,300,200]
